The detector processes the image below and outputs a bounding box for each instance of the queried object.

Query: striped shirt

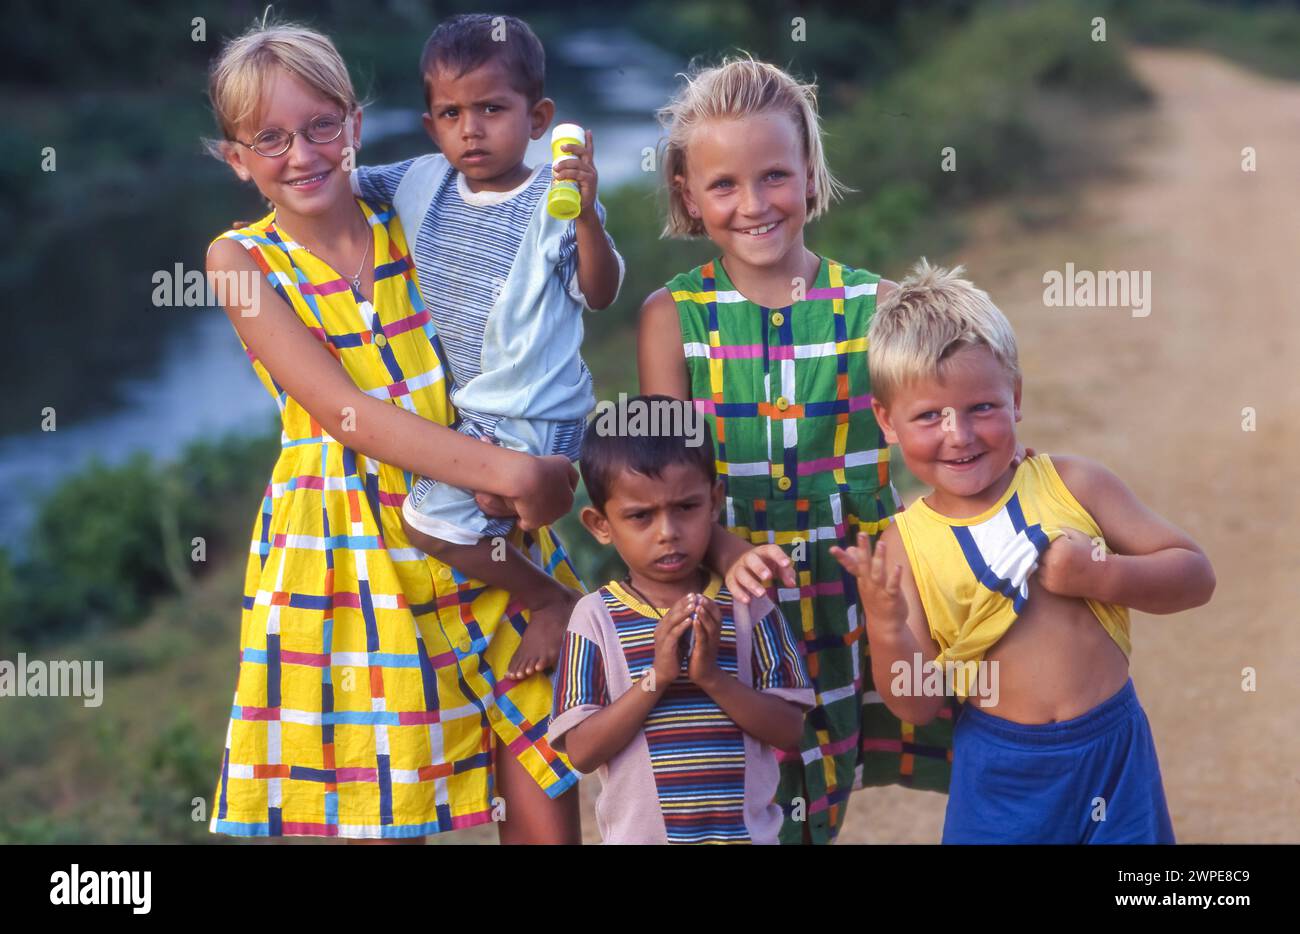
[549,575,815,844]
[355,159,612,437]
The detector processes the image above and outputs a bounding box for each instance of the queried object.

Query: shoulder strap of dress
[831,260,883,292]
[392,153,453,234]
[666,261,714,345]
[209,215,279,267]
[826,260,884,314]
[211,220,306,314]
[665,260,706,293]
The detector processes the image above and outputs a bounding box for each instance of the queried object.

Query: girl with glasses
[203,20,584,843]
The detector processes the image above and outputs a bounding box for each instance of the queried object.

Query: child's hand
[687,595,725,690]
[555,129,599,214]
[830,532,908,631]
[513,454,578,531]
[1036,527,1104,599]
[649,593,697,692]
[1011,442,1036,467]
[726,543,796,604]
[474,490,516,518]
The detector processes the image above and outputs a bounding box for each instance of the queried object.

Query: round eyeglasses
[234,113,346,158]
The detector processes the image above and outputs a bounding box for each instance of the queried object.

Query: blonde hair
[205,20,358,159]
[656,55,848,238]
[868,260,1021,407]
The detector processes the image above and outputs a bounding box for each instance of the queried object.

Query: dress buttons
[374,332,388,348]
[771,311,785,327]
[438,567,452,582]
[777,476,793,491]
[456,635,472,653]
[776,396,790,411]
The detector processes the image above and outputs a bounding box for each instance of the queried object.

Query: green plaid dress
[669,257,954,844]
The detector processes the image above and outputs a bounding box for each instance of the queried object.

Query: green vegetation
[1110,0,1300,80]
[0,429,278,654]
[0,560,249,844]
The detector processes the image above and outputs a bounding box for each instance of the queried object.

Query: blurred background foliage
[2,0,1296,841]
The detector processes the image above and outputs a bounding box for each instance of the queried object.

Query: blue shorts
[942,679,1175,844]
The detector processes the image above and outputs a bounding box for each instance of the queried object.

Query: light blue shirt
[354,155,623,437]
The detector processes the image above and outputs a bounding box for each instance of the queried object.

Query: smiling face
[580,462,723,596]
[872,344,1024,516]
[675,111,816,269]
[422,58,553,191]
[221,67,360,217]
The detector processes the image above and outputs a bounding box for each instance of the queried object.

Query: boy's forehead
[425,57,525,104]
[605,462,713,506]
[894,346,1018,406]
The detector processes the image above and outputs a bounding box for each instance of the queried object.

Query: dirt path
[840,46,1300,843]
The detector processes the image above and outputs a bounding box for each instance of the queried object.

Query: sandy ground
[444,48,1300,846]
[837,47,1300,844]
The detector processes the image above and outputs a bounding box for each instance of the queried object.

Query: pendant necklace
[276,215,371,291]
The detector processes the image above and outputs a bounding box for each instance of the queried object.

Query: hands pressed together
[650,592,725,692]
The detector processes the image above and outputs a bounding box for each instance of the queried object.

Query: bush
[830,0,1147,220]
[22,452,170,641]
[0,547,20,651]
[2,429,277,648]
[1113,0,1300,80]
[134,711,221,843]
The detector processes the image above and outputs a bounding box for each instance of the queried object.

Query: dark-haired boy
[548,403,814,844]
[349,13,625,677]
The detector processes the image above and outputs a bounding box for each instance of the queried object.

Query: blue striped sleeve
[558,197,620,305]
[354,158,416,203]
[553,630,608,714]
[752,606,811,692]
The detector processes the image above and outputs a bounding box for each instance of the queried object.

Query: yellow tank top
[892,454,1130,697]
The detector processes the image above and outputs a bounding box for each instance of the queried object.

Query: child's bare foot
[506,588,579,680]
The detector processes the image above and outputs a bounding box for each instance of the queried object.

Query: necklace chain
[621,577,664,619]
[620,570,708,620]
[276,214,372,290]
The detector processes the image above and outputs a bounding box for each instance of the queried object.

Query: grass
[0,561,241,843]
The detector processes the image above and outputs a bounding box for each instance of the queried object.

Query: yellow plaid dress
[209,199,581,839]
